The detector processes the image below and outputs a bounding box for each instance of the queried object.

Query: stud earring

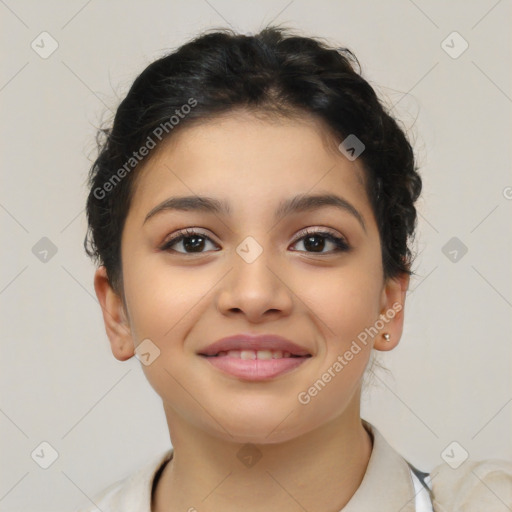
[382,333,391,342]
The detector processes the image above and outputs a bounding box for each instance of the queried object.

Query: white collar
[86,420,426,511]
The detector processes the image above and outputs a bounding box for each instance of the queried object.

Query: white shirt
[74,420,512,511]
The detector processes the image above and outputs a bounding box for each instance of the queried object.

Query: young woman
[78,26,512,512]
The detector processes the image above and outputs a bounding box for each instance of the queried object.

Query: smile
[200,352,312,380]
[207,349,305,359]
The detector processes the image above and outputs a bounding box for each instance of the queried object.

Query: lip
[197,333,312,357]
[197,333,312,381]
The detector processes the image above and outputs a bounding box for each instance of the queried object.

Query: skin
[94,109,409,512]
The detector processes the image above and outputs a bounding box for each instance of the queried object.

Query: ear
[93,266,135,361]
[373,272,410,352]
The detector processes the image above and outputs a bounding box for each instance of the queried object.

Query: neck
[152,402,373,512]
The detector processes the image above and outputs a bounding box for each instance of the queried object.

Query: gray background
[1,1,511,511]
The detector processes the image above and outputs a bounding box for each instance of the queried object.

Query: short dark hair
[84,25,422,295]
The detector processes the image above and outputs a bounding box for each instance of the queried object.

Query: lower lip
[200,355,310,380]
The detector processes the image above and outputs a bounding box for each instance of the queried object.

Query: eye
[159,227,350,255]
[290,228,350,254]
[159,229,219,254]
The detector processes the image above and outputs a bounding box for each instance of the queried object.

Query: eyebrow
[143,193,366,232]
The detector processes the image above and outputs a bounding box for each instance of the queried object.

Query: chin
[203,407,314,445]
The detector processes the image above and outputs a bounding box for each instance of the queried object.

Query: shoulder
[429,458,512,512]
[73,476,128,512]
[73,449,173,512]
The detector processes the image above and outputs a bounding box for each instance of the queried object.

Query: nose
[216,244,293,322]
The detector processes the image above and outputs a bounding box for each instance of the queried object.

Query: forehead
[128,110,369,218]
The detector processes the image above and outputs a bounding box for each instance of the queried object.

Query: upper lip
[198,334,312,357]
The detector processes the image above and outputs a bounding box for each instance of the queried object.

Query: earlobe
[93,266,135,361]
[374,272,410,352]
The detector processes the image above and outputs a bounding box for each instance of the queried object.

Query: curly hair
[84,25,422,295]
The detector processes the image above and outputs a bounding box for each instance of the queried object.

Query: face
[94,110,408,444]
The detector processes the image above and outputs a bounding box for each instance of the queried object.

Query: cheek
[122,253,211,342]
[305,263,383,337]
[292,270,380,418]
[300,254,383,393]
[121,258,210,402]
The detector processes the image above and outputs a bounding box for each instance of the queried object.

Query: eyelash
[159,228,350,254]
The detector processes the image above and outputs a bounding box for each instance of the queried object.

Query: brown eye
[159,228,350,255]
[290,230,350,254]
[160,229,219,254]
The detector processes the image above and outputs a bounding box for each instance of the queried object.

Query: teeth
[240,350,256,360]
[215,349,293,359]
[257,350,273,360]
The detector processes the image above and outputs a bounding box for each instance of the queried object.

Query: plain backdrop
[1,1,511,511]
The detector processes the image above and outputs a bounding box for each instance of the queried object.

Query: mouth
[197,333,312,358]
[197,333,313,381]
[199,353,311,380]
[202,349,310,359]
